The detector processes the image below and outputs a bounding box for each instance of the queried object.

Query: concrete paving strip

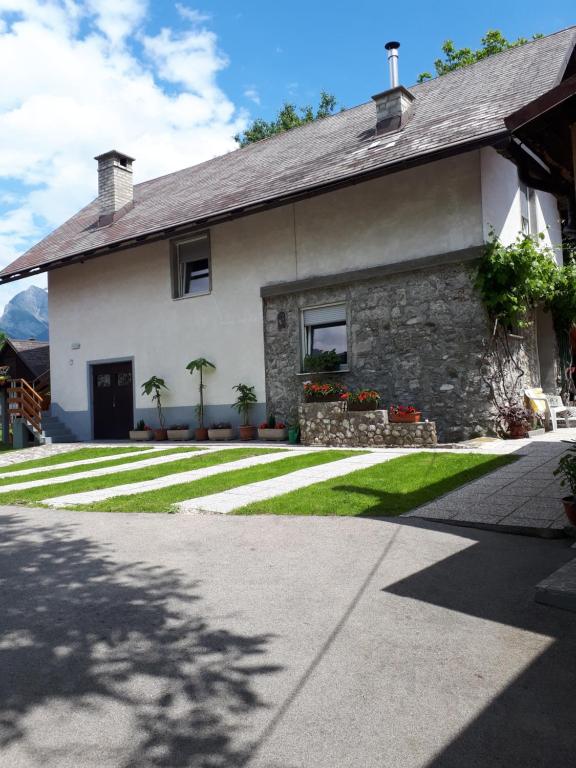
[178,452,399,514]
[45,449,319,507]
[0,447,212,493]
[0,446,171,479]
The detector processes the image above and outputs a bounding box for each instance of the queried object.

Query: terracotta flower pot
[153,428,168,441]
[195,427,208,441]
[239,425,256,441]
[508,423,528,439]
[389,412,421,424]
[562,496,576,526]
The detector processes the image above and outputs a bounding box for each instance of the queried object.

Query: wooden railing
[8,378,43,436]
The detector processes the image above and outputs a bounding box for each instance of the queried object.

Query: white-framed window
[302,303,348,369]
[172,233,211,298]
[520,182,538,235]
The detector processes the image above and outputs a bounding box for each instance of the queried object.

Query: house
[0,338,50,392]
[2,29,576,442]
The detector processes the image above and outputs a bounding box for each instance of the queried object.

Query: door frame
[88,357,135,440]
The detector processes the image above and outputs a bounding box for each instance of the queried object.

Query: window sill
[172,290,212,301]
[296,368,350,377]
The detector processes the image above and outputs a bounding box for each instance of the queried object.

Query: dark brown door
[92,362,133,439]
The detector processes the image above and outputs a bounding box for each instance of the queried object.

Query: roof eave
[505,73,576,131]
[0,129,509,285]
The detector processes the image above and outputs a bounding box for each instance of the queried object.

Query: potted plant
[553,444,576,525]
[167,424,193,441]
[232,383,258,440]
[303,349,341,373]
[342,389,380,411]
[208,422,235,441]
[186,357,215,441]
[303,381,348,403]
[141,376,168,440]
[498,403,532,439]
[288,422,300,444]
[258,415,288,441]
[389,404,422,423]
[129,419,154,441]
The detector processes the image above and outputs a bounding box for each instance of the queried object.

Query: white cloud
[244,86,260,105]
[175,4,210,24]
[0,0,246,309]
[85,0,147,46]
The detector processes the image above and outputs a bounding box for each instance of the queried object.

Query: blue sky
[0,0,574,311]
[155,0,575,118]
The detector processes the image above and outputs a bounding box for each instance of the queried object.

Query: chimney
[372,41,415,135]
[386,41,400,88]
[94,150,135,225]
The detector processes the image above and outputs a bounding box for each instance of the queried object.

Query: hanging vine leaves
[549,261,576,332]
[475,232,559,328]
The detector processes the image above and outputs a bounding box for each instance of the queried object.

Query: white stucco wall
[291,151,483,278]
[47,150,486,437]
[480,146,562,262]
[48,216,288,424]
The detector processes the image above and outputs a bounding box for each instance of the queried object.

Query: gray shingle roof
[8,339,50,378]
[2,26,575,281]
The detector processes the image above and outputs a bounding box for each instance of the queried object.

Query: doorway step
[41,414,78,444]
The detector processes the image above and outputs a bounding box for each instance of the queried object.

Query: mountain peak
[0,287,48,341]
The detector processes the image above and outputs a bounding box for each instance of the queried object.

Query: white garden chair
[544,394,576,431]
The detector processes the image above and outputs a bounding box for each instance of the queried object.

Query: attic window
[172,233,211,299]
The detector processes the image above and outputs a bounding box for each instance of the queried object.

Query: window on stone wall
[302,304,348,369]
[172,233,211,298]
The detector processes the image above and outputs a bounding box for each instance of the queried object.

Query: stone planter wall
[299,402,437,448]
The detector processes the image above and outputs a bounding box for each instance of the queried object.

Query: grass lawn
[0,447,281,506]
[234,452,516,516]
[70,450,361,513]
[0,445,154,474]
[0,446,204,486]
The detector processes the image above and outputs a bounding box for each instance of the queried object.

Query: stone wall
[263,258,541,441]
[299,402,437,447]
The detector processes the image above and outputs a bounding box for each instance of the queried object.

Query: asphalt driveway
[0,507,575,768]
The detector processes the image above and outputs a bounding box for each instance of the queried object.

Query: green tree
[141,375,169,430]
[235,91,339,147]
[186,358,215,428]
[417,30,543,83]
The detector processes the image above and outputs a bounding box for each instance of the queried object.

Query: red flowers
[341,389,380,404]
[303,381,348,402]
[389,404,417,415]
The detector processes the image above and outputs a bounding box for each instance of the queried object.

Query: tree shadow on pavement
[0,513,281,768]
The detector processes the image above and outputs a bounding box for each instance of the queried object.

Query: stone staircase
[41,414,78,444]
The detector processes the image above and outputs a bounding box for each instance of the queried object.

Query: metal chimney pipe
[385,41,400,88]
